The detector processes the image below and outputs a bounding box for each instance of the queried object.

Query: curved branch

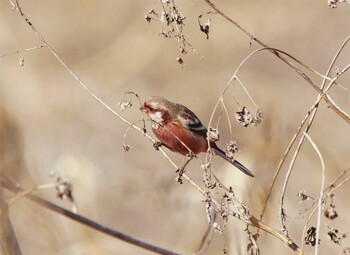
[0,179,180,255]
[203,0,350,124]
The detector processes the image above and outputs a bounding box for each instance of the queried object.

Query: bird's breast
[152,122,208,155]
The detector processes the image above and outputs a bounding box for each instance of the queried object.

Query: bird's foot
[175,153,194,184]
[186,152,195,160]
[153,141,163,150]
[175,167,186,184]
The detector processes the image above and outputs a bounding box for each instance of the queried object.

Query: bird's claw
[186,152,195,160]
[175,152,194,184]
[153,141,163,150]
[175,167,186,184]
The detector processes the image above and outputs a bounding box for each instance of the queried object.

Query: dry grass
[1,0,350,254]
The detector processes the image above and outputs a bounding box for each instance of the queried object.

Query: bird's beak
[139,106,146,112]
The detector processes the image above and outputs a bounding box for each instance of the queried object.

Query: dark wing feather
[180,107,208,137]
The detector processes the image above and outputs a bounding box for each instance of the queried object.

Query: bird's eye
[148,103,159,112]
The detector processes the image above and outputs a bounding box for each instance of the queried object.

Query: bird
[140,96,254,177]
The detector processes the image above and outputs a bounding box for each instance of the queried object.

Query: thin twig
[204,1,350,240]
[326,174,350,193]
[202,4,350,226]
[6,183,55,206]
[226,46,349,124]
[195,204,216,255]
[202,0,344,103]
[276,74,345,233]
[276,57,350,234]
[303,133,325,255]
[323,169,350,192]
[260,35,350,222]
[0,178,180,255]
[0,45,45,58]
[0,187,22,255]
[300,169,350,253]
[208,46,334,161]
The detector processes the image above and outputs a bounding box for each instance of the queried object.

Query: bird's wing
[179,107,208,137]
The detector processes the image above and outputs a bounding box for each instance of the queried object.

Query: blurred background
[0,0,349,254]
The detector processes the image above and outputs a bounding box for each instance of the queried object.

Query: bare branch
[303,133,325,255]
[1,178,180,255]
[260,35,350,222]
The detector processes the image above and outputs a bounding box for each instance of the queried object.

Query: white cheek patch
[150,111,163,128]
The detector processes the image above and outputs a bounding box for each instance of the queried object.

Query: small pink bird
[141,96,254,177]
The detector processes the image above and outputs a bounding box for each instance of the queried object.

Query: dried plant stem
[0,178,180,255]
[1,174,303,254]
[276,61,350,233]
[8,0,143,132]
[203,0,349,115]
[303,133,325,255]
[6,183,55,206]
[325,173,350,193]
[195,205,216,255]
[202,0,347,105]
[0,187,22,255]
[300,169,350,253]
[260,35,350,223]
[265,67,349,225]
[202,3,350,221]
[0,45,45,58]
[209,46,332,155]
[203,0,350,241]
[207,44,345,232]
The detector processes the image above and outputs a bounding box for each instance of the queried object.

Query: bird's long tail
[212,146,254,177]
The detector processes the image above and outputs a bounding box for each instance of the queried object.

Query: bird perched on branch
[140,96,254,177]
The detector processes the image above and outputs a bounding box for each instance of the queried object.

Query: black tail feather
[213,146,254,177]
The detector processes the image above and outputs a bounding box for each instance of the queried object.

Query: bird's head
[140,96,171,126]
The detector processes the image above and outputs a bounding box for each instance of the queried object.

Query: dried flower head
[297,190,314,201]
[118,100,132,111]
[341,247,350,255]
[305,226,320,246]
[55,176,74,202]
[123,144,131,152]
[236,106,252,127]
[247,229,260,255]
[145,0,201,65]
[198,14,211,39]
[144,15,152,23]
[213,222,223,235]
[225,140,239,160]
[253,108,263,125]
[324,204,338,220]
[208,127,220,142]
[327,229,345,245]
[328,0,350,8]
[235,107,263,127]
[178,46,187,55]
[176,56,184,65]
[19,56,24,67]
